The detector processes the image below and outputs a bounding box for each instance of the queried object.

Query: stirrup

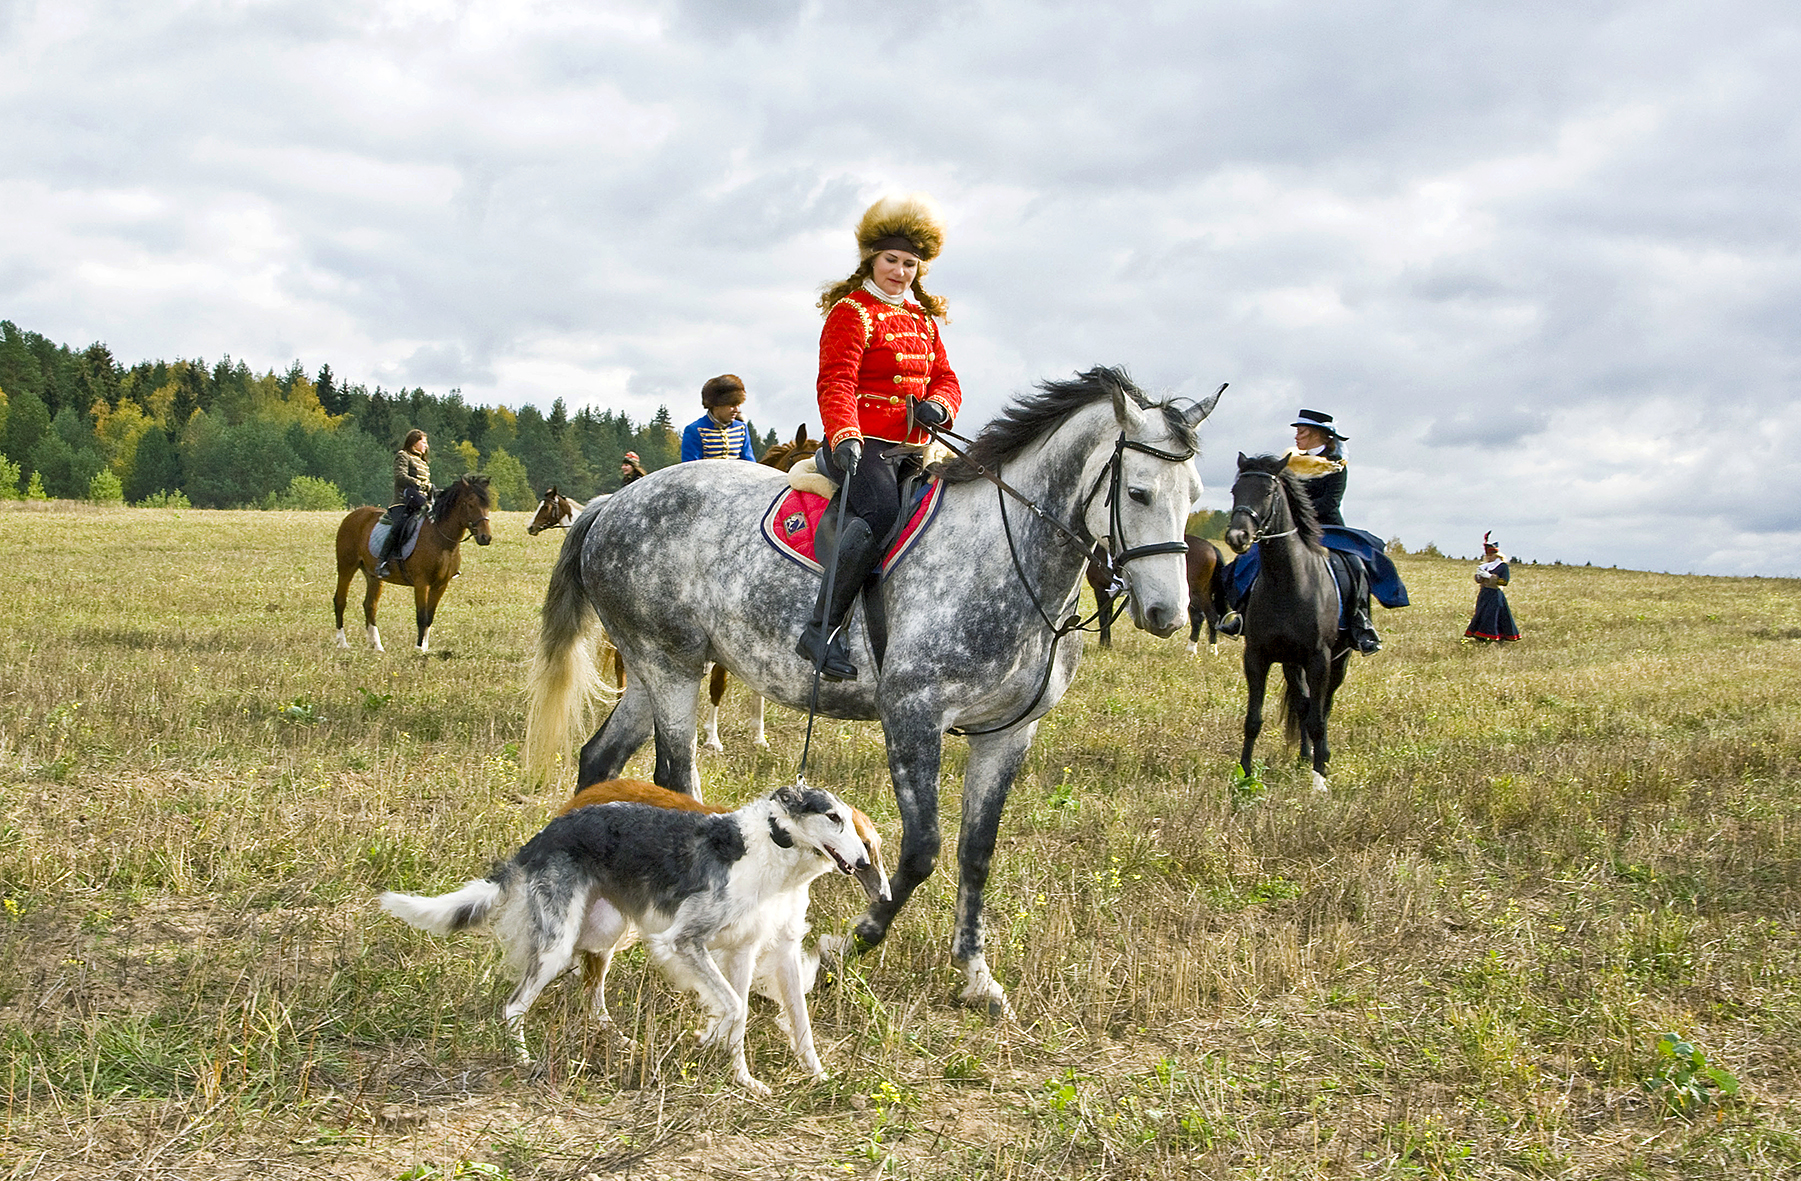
[797,625,858,682]
[1216,611,1243,637]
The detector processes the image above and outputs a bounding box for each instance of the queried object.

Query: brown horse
[1087,533,1223,653]
[702,423,820,751]
[333,474,494,653]
[527,485,583,535]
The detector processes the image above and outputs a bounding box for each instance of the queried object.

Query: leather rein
[917,416,1195,736]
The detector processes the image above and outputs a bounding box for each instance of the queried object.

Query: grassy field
[3,499,1800,1180]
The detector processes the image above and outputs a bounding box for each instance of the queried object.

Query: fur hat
[856,193,946,263]
[700,374,746,409]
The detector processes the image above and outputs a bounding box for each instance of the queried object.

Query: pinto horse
[527,486,583,535]
[1086,533,1223,653]
[703,423,821,752]
[333,475,493,652]
[1223,454,1347,791]
[527,370,1218,1016]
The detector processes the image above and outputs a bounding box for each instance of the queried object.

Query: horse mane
[1238,454,1321,546]
[936,366,1198,485]
[433,473,492,522]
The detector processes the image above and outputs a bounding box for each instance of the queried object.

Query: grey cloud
[1424,409,1550,448]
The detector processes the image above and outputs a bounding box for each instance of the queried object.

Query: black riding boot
[796,517,879,681]
[1213,558,1244,637]
[376,507,406,576]
[1345,559,1382,654]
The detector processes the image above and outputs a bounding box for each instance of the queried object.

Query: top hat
[1290,409,1347,440]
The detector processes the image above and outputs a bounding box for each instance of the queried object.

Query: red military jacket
[817,287,962,449]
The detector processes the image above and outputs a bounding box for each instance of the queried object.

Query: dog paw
[737,1075,772,1098]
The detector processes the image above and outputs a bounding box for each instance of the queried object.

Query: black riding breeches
[820,437,905,544]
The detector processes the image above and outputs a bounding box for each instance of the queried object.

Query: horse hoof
[1311,771,1328,793]
[1185,641,1198,655]
[703,737,724,753]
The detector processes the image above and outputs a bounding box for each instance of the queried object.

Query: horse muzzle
[1224,526,1252,554]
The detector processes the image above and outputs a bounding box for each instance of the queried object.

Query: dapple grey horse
[526,368,1218,1016]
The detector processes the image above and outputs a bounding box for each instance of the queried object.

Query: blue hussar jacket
[680,414,755,462]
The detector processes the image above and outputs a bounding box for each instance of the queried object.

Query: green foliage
[482,447,534,511]
[87,468,124,504]
[0,453,20,500]
[1186,507,1230,538]
[24,469,46,499]
[268,474,347,511]
[136,488,191,508]
[3,386,50,478]
[1644,1033,1740,1116]
[124,426,181,504]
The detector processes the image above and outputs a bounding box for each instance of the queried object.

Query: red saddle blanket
[760,481,945,578]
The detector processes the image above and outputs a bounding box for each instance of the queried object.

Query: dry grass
[3,501,1800,1179]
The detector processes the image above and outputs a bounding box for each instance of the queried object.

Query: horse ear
[1111,379,1146,432]
[793,423,808,446]
[1183,383,1226,427]
[1237,451,1249,467]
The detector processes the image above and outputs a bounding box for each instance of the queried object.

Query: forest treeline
[0,320,782,510]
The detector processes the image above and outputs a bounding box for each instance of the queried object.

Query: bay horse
[1223,453,1347,791]
[333,475,493,652]
[703,422,821,753]
[527,486,583,535]
[1086,533,1223,653]
[527,369,1218,1016]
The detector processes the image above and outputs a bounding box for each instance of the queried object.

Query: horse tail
[524,504,608,784]
[1281,674,1306,747]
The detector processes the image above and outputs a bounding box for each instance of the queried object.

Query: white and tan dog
[379,782,887,1095]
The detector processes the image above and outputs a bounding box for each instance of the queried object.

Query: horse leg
[414,578,440,652]
[950,724,1036,1020]
[333,563,355,649]
[635,661,704,799]
[577,682,655,788]
[703,663,727,752]
[854,707,944,953]
[751,695,767,748]
[1240,651,1270,777]
[1281,662,1312,765]
[1307,651,1337,791]
[361,572,385,652]
[1186,603,1201,655]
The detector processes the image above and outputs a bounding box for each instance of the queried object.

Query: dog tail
[524,502,610,784]
[378,877,504,936]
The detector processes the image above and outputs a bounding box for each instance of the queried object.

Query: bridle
[431,492,491,546]
[1228,469,1297,544]
[917,412,1198,735]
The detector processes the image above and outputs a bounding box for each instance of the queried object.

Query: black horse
[1223,453,1349,790]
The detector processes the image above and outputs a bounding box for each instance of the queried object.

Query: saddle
[372,505,425,574]
[759,448,945,677]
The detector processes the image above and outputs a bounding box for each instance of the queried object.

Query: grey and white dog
[527,368,1218,1018]
[378,785,880,1095]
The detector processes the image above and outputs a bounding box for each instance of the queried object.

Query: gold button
[890,396,900,405]
[892,375,902,383]
[884,334,893,342]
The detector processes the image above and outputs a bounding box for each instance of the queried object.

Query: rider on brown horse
[378,428,433,576]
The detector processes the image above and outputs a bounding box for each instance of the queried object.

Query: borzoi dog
[378,784,885,1095]
[558,779,887,1076]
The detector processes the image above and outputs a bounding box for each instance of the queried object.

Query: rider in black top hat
[1216,408,1385,654]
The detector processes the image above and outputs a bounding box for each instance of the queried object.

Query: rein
[919,414,1194,737]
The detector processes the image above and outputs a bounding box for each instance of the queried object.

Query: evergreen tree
[482,447,533,511]
[316,364,346,415]
[126,427,182,502]
[4,387,50,475]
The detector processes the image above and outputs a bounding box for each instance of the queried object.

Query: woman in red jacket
[798,194,963,680]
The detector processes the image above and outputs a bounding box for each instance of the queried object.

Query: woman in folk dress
[1465,532,1520,642]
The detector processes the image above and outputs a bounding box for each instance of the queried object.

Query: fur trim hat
[856,193,946,263]
[700,374,746,409]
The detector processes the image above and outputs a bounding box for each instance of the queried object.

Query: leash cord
[794,473,855,783]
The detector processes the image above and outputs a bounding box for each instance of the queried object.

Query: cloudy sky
[3,1,1796,574]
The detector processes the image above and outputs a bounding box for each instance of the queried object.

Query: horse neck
[969,403,1121,595]
[1254,482,1314,577]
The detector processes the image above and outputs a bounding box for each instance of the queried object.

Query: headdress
[1483,531,1499,554]
[700,374,746,409]
[622,452,639,463]
[1290,409,1347,441]
[855,194,946,263]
